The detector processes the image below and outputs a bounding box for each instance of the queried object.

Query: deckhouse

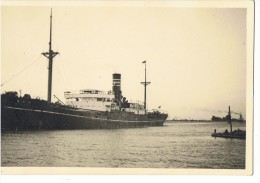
[64,89,114,111]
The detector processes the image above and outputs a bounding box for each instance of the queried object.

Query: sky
[1,4,249,120]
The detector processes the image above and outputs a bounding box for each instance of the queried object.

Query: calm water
[1,121,246,168]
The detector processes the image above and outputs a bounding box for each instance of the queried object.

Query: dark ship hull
[1,96,167,131]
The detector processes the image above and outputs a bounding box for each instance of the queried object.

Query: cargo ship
[1,10,168,131]
[211,113,245,122]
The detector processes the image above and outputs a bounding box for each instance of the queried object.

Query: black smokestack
[112,73,121,103]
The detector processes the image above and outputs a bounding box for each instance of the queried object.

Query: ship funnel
[112,73,121,103]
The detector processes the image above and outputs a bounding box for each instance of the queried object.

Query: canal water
[1,121,246,168]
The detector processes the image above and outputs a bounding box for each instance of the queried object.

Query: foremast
[42,9,59,103]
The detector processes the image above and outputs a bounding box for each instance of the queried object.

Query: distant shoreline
[167,120,246,123]
[167,120,211,123]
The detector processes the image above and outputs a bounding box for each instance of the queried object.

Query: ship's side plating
[1,93,167,130]
[1,73,167,131]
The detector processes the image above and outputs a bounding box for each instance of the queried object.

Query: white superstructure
[64,88,146,114]
[64,89,115,112]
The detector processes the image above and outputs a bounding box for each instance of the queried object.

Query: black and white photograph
[1,0,255,176]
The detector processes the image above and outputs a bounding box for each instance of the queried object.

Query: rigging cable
[1,54,41,87]
[53,56,67,101]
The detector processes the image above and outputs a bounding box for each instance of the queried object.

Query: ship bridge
[64,89,115,111]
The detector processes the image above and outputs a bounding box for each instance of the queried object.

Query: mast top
[49,9,52,50]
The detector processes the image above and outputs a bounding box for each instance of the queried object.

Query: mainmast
[141,60,151,113]
[42,9,59,103]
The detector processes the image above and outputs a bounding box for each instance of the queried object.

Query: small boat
[211,106,246,139]
[211,129,246,139]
